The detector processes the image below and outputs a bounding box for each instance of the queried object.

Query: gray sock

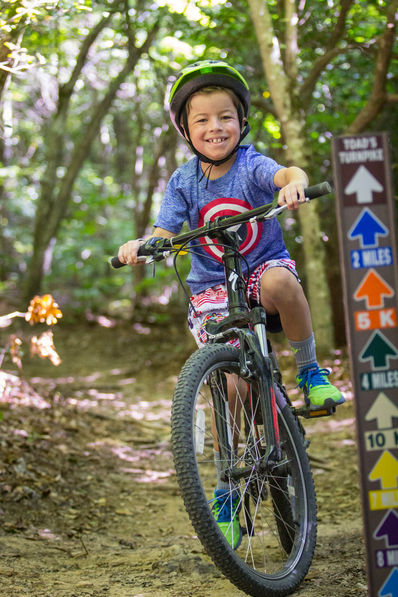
[289,334,317,373]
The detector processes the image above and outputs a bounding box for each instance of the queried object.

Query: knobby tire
[171,343,317,597]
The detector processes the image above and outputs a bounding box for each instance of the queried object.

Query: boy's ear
[241,117,248,132]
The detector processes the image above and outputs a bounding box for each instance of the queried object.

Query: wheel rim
[184,357,312,580]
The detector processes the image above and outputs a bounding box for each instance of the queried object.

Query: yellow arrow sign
[369,450,398,489]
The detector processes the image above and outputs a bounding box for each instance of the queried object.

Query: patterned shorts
[188,258,299,347]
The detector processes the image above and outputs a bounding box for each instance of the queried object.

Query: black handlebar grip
[110,256,126,268]
[305,181,333,200]
[111,240,150,268]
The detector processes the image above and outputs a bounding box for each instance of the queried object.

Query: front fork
[249,307,281,465]
[210,307,282,484]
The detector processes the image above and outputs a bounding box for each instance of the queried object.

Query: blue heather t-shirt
[154,144,290,295]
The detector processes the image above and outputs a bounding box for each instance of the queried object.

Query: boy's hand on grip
[118,239,146,266]
[277,182,306,210]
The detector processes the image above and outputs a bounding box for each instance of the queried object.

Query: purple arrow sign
[375,511,398,547]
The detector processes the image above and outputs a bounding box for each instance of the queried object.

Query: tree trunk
[24,14,160,300]
[247,0,397,351]
[247,0,334,353]
[131,126,176,304]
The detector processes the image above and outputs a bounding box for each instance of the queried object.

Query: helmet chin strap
[181,110,251,167]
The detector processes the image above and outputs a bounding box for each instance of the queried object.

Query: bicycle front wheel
[171,343,317,597]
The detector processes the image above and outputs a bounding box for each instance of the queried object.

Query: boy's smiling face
[184,90,242,165]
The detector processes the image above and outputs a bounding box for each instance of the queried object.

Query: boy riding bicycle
[118,60,344,548]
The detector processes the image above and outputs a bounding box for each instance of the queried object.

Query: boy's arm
[274,166,309,210]
[118,227,174,266]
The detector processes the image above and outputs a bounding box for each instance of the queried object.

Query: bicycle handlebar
[111,181,332,269]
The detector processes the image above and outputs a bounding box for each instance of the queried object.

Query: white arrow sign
[344,165,383,204]
[365,392,398,429]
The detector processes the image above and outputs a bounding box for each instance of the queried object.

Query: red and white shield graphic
[198,197,263,263]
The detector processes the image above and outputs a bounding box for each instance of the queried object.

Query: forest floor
[0,317,368,597]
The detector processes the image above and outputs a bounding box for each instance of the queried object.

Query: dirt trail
[0,322,367,596]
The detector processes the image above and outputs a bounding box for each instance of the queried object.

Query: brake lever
[137,256,154,264]
[255,198,310,222]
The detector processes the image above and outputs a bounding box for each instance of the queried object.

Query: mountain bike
[111,182,335,596]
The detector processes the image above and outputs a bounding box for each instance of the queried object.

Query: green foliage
[0,0,396,322]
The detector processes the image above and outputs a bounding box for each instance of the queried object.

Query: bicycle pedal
[294,405,336,419]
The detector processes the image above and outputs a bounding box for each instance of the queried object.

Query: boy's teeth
[209,138,224,143]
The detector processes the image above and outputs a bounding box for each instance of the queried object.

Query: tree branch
[250,95,278,118]
[284,0,298,82]
[48,18,162,236]
[325,0,355,52]
[37,9,119,232]
[58,9,118,109]
[136,126,172,237]
[346,0,398,133]
[300,0,355,105]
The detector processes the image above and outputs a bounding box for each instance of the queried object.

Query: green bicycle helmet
[168,60,251,166]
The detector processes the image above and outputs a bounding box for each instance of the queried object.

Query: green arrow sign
[360,331,398,369]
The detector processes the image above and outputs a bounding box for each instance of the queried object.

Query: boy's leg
[187,286,242,548]
[258,267,344,409]
[211,377,243,550]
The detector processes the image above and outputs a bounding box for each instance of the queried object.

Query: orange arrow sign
[354,268,394,309]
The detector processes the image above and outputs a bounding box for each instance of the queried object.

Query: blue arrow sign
[379,568,398,596]
[375,511,398,547]
[348,208,389,248]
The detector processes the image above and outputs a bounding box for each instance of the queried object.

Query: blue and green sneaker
[297,365,345,410]
[212,489,242,550]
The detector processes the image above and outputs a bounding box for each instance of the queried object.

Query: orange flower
[10,335,23,369]
[30,331,61,366]
[25,294,63,326]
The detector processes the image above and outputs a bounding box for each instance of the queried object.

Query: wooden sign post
[332,132,398,597]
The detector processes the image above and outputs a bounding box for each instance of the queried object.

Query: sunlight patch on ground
[87,439,175,484]
[88,441,140,463]
[66,395,125,410]
[306,416,356,436]
[28,372,104,385]
[117,377,137,385]
[37,528,63,541]
[12,428,28,437]
[0,371,51,409]
[338,438,356,446]
[119,468,174,483]
[118,398,172,421]
[1,374,173,420]
[132,323,151,335]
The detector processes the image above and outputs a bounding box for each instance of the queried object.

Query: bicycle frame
[205,226,282,476]
[111,181,335,594]
[110,181,334,469]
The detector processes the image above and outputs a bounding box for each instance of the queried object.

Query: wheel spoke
[171,344,317,595]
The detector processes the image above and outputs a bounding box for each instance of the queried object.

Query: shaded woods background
[0,4,396,594]
[0,0,397,351]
